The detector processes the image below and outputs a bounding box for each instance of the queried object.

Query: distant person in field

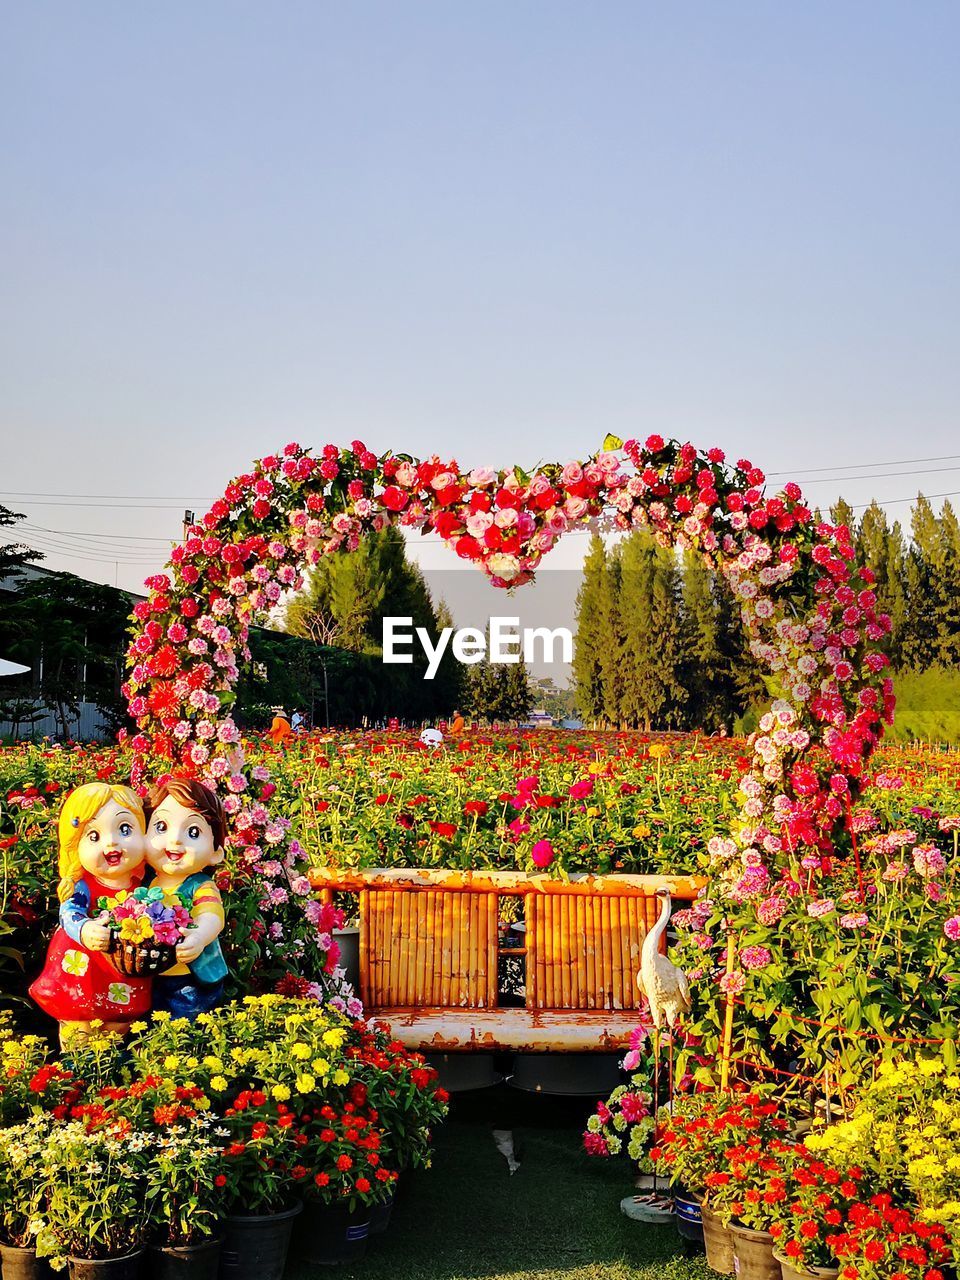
[268,706,294,748]
[449,710,465,738]
[291,710,305,733]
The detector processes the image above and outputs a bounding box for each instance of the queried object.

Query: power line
[21,522,177,545]
[791,466,960,484]
[0,490,212,501]
[767,453,960,476]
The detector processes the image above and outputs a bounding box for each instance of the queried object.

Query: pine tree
[830,497,856,538]
[617,532,657,729]
[858,501,908,667]
[680,549,734,731]
[903,495,948,670]
[596,547,624,726]
[572,535,608,723]
[649,542,689,729]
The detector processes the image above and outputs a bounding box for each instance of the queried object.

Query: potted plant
[653,1088,794,1276]
[216,1092,302,1280]
[144,1129,225,1280]
[0,1116,54,1280]
[33,1120,150,1280]
[292,1103,397,1265]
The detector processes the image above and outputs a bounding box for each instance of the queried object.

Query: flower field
[3,729,959,1082]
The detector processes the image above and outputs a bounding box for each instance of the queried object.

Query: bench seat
[369,1006,641,1053]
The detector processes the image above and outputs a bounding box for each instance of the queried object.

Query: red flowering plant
[218,1088,300,1214]
[765,1150,867,1270]
[0,1022,77,1124]
[344,1021,449,1173]
[651,1086,794,1210]
[840,1195,951,1280]
[297,1101,398,1209]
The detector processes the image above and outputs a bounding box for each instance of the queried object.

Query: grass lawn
[290,1085,713,1280]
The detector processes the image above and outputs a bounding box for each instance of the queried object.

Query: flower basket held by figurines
[96,886,193,977]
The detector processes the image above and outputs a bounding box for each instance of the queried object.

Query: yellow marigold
[312,1058,330,1076]
[648,744,669,759]
[271,1084,291,1102]
[129,1022,148,1035]
[152,1011,171,1023]
[332,1070,350,1086]
[163,1055,180,1071]
[295,1074,316,1094]
[203,1056,223,1071]
[632,825,651,839]
[291,1043,311,1060]
[322,1029,346,1048]
[209,1076,228,1092]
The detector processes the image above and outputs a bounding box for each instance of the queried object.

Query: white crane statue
[637,887,691,1033]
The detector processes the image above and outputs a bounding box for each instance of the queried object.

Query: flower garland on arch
[122,436,895,992]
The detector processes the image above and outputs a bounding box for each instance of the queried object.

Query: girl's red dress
[29,873,151,1022]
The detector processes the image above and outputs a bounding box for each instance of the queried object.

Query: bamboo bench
[309,868,705,1052]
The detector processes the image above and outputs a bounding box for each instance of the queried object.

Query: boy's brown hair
[146,776,227,850]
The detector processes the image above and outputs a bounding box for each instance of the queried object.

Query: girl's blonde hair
[56,784,146,903]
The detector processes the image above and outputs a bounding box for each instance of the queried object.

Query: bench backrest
[312,868,705,1015]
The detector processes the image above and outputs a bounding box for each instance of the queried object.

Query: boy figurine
[145,776,229,1019]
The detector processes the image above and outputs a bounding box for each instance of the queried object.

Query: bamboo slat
[533,899,545,1009]
[598,897,613,1010]
[451,890,463,1007]
[571,894,584,1008]
[390,892,406,1006]
[609,895,623,1010]
[489,897,500,1006]
[626,897,642,1009]
[559,897,571,1009]
[466,893,479,1008]
[412,893,428,1007]
[439,893,452,1008]
[584,890,597,1010]
[618,894,635,1009]
[483,895,496,1007]
[400,891,414,1005]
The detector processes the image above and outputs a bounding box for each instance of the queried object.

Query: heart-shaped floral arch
[123,437,894,998]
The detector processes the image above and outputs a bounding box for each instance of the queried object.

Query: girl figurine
[30,783,152,1044]
[145,776,229,1020]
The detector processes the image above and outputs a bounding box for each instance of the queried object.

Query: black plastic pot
[68,1251,144,1280]
[148,1237,221,1280]
[367,1192,395,1237]
[0,1243,52,1280]
[292,1201,370,1266]
[219,1204,301,1280]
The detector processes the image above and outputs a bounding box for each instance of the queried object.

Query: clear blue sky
[2,1,958,603]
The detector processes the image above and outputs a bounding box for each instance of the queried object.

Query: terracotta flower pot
[729,1223,780,1280]
[700,1203,734,1275]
